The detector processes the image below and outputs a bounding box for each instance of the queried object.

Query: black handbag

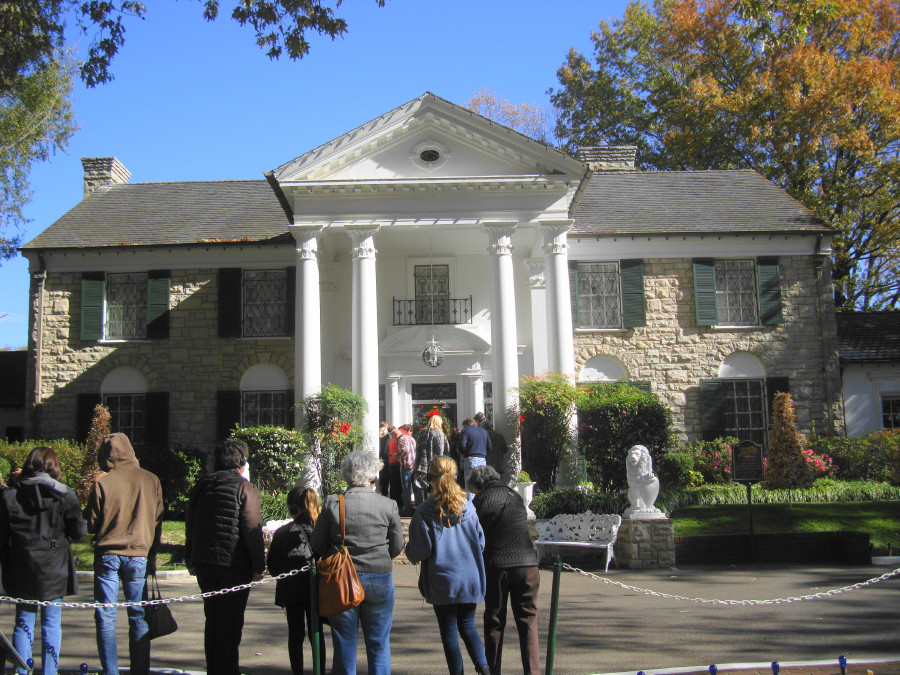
[144,573,178,639]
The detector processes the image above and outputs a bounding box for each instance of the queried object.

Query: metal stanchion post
[545,553,563,675]
[310,561,323,675]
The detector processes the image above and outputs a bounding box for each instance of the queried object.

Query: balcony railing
[392,297,473,326]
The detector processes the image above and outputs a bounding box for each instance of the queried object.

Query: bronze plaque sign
[732,440,764,484]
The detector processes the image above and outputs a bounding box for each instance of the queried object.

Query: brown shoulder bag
[317,494,365,616]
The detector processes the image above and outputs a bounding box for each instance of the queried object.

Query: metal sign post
[732,440,764,562]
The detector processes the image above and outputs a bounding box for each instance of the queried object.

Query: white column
[288,225,324,427]
[464,372,484,421]
[387,377,401,427]
[483,221,519,442]
[347,223,381,452]
[539,220,576,380]
[525,258,548,375]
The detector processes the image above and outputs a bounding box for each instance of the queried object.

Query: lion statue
[623,445,665,520]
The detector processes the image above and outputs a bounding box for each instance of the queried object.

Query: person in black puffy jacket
[185,439,266,675]
[267,486,327,675]
[0,446,87,675]
[468,464,541,675]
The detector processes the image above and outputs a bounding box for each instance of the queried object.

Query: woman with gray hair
[311,450,405,674]
[468,464,541,675]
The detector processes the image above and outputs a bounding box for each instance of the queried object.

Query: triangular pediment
[271,92,584,185]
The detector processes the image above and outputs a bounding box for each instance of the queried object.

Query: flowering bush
[807,427,898,483]
[800,447,837,477]
[302,384,367,496]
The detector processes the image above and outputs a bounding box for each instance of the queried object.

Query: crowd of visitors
[0,412,534,675]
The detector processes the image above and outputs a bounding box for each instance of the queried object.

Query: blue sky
[0,0,629,348]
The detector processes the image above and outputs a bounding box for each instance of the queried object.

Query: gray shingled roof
[572,170,828,235]
[23,180,291,249]
[835,312,900,363]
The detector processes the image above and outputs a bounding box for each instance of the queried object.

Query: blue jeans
[400,465,414,515]
[328,572,395,675]
[463,456,486,497]
[94,554,149,675]
[433,603,488,675]
[13,600,62,675]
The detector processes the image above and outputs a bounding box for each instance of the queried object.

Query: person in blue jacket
[405,456,491,675]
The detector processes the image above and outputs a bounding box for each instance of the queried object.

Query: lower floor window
[883,396,900,430]
[104,394,146,448]
[722,379,767,448]
[242,391,291,427]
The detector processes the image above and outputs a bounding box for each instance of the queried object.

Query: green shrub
[260,492,291,522]
[531,487,628,519]
[229,426,307,495]
[656,451,699,488]
[302,384,367,496]
[0,439,87,486]
[575,383,672,492]
[135,446,203,519]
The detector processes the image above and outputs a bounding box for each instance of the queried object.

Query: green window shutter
[285,266,296,337]
[693,259,717,326]
[699,379,724,441]
[569,261,579,329]
[218,268,242,338]
[620,259,646,328]
[76,392,103,442]
[765,377,790,423]
[217,390,242,441]
[757,257,783,325]
[147,270,170,339]
[81,272,105,341]
[630,381,652,394]
[145,392,169,450]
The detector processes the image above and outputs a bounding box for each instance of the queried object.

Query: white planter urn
[513,482,536,520]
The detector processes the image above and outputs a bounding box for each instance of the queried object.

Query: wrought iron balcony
[392,297,473,326]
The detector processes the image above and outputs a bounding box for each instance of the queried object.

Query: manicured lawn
[671,500,900,554]
[72,521,187,570]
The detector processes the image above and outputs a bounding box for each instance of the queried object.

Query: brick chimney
[82,157,130,198]
[575,146,637,171]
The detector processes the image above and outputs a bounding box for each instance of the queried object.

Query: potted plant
[513,470,536,521]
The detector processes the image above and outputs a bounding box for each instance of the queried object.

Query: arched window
[580,355,628,383]
[240,364,292,428]
[101,366,149,446]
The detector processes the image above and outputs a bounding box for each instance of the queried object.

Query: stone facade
[26,267,295,452]
[573,254,843,439]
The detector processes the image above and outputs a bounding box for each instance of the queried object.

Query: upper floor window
[415,265,450,324]
[569,259,646,330]
[244,269,287,337]
[81,271,170,341]
[106,273,147,339]
[218,267,295,338]
[693,257,783,327]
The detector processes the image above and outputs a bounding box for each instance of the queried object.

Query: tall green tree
[551,0,900,310]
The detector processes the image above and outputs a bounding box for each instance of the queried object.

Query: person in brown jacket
[84,432,163,675]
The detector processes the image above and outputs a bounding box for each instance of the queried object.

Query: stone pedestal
[614,518,675,569]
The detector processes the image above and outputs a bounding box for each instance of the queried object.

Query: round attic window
[410,140,450,171]
[419,148,441,163]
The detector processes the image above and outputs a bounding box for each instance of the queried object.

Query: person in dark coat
[267,486,327,675]
[468,465,541,675]
[414,413,450,505]
[459,418,492,492]
[185,438,266,675]
[0,447,87,675]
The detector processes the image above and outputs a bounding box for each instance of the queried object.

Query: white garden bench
[535,511,622,573]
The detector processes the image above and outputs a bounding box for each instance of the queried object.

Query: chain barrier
[0,566,310,610]
[560,562,900,605]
